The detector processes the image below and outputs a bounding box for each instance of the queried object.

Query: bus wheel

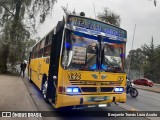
[42,81,49,103]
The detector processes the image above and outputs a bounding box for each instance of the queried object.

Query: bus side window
[38,48,43,58]
[31,52,34,59]
[35,43,40,58]
[45,35,49,46]
[43,46,47,57]
[32,46,36,59]
[35,51,38,58]
[43,44,51,57]
[48,34,52,44]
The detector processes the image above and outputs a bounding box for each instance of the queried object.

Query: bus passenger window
[34,52,38,58]
[45,35,49,46]
[43,44,51,57]
[48,34,52,44]
[38,49,43,58]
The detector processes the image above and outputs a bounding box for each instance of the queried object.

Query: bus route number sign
[68,72,81,80]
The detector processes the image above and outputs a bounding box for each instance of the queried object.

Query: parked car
[133,78,153,87]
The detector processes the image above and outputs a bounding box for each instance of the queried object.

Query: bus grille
[80,87,114,93]
[101,87,114,92]
[81,87,97,92]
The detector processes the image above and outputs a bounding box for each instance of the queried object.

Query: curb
[20,77,44,120]
[134,86,160,93]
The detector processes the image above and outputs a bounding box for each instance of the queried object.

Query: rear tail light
[58,86,65,93]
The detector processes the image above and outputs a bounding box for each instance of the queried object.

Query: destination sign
[67,15,127,41]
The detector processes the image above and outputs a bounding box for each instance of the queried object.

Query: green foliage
[127,37,160,82]
[142,38,156,74]
[150,0,157,6]
[0,0,57,26]
[0,0,56,74]
[0,43,8,74]
[97,8,121,27]
[127,48,145,70]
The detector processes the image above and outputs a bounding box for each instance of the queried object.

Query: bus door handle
[53,76,57,88]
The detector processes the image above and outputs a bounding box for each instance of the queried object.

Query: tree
[141,37,160,82]
[0,0,57,74]
[154,45,160,73]
[142,37,156,74]
[126,48,146,78]
[0,35,9,73]
[61,5,78,15]
[148,0,157,6]
[97,7,121,27]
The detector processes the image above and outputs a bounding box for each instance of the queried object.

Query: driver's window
[104,44,122,57]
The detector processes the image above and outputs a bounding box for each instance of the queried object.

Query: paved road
[135,84,160,93]
[22,75,151,120]
[124,89,160,111]
[0,74,158,120]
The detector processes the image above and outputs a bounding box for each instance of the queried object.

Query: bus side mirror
[53,76,57,80]
[53,76,57,88]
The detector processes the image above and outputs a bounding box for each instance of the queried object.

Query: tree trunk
[0,45,9,74]
[9,0,22,73]
[10,0,22,42]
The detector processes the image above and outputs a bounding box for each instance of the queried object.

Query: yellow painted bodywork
[29,57,126,108]
[55,64,126,108]
[55,93,126,108]
[28,57,49,90]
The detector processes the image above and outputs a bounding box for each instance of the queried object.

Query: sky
[34,0,160,55]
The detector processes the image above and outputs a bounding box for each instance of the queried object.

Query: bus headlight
[66,88,72,92]
[73,88,79,93]
[114,87,124,92]
[67,87,80,93]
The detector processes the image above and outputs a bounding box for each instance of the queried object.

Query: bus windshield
[62,29,98,71]
[62,29,124,72]
[101,43,123,72]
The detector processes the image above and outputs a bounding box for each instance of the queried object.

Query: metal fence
[125,69,160,83]
[144,74,160,83]
[125,69,144,80]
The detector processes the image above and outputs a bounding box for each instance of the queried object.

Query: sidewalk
[134,84,160,93]
[0,74,42,120]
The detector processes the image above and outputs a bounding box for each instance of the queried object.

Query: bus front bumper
[55,93,126,108]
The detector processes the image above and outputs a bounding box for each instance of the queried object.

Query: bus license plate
[94,97,105,101]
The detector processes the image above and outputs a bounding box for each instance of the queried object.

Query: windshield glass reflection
[101,43,123,72]
[62,29,124,72]
[62,29,98,71]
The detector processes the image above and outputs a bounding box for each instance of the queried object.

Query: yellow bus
[28,13,127,109]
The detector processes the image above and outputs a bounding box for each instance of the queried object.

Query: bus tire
[42,75,49,103]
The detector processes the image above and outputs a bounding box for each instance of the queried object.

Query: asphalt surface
[135,84,160,93]
[22,75,149,120]
[1,74,159,120]
[125,89,160,111]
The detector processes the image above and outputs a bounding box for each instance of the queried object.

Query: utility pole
[93,4,97,19]
[128,24,136,78]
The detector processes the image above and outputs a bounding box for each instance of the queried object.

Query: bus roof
[31,13,127,51]
[66,14,127,42]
